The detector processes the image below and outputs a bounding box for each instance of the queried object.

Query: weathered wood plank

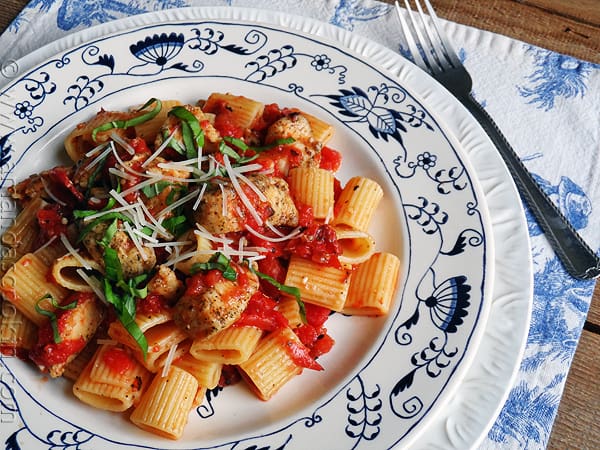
[429,0,600,63]
[547,330,600,450]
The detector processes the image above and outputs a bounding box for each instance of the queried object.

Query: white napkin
[1,1,599,449]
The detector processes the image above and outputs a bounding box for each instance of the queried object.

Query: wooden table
[0,1,598,448]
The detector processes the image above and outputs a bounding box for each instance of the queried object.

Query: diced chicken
[147,265,183,302]
[173,262,259,339]
[264,113,321,169]
[193,174,299,234]
[29,292,104,377]
[81,221,156,279]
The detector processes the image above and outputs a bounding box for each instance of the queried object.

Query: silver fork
[395,0,600,280]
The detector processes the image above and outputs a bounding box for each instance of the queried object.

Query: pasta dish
[0,93,401,439]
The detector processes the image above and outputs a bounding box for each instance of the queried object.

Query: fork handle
[459,93,600,280]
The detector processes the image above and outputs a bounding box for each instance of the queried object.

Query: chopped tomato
[319,146,342,172]
[44,166,84,205]
[205,100,244,138]
[305,303,331,328]
[234,292,288,332]
[256,255,287,299]
[286,223,342,268]
[29,292,95,369]
[251,103,282,132]
[137,294,169,316]
[311,333,335,359]
[37,204,69,242]
[129,137,151,155]
[283,336,323,371]
[295,203,314,228]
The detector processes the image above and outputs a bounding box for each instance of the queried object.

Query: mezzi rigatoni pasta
[0,92,401,439]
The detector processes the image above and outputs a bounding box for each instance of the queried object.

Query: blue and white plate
[0,7,531,450]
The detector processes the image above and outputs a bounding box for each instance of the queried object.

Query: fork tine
[422,0,462,68]
[403,0,442,73]
[394,1,428,71]
[413,0,446,71]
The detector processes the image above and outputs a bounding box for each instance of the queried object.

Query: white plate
[0,7,531,450]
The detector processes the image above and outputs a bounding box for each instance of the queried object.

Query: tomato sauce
[234,292,288,332]
[286,223,342,268]
[137,293,169,316]
[29,292,94,370]
[282,335,323,371]
[205,100,244,138]
[102,346,136,376]
[37,204,69,242]
[45,166,84,205]
[319,146,342,172]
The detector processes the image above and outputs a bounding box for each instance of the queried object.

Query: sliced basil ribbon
[99,228,149,358]
[220,136,295,161]
[252,269,306,323]
[191,252,237,281]
[76,211,134,244]
[168,106,205,158]
[91,98,162,142]
[35,294,78,344]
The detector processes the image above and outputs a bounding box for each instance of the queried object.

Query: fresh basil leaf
[250,137,295,152]
[77,212,134,244]
[218,140,241,161]
[117,277,148,300]
[162,129,186,155]
[103,247,122,282]
[102,278,148,358]
[73,209,98,219]
[161,215,189,237]
[141,181,172,198]
[35,294,78,344]
[191,252,237,281]
[98,218,118,248]
[168,106,204,158]
[223,136,249,152]
[253,268,306,323]
[91,99,162,142]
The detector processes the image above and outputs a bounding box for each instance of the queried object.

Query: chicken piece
[147,265,183,302]
[193,174,299,234]
[154,104,221,153]
[29,292,104,377]
[174,262,259,339]
[81,221,156,279]
[264,113,322,171]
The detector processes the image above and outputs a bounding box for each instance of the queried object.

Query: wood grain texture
[0,1,599,449]
[547,330,600,450]
[428,0,600,64]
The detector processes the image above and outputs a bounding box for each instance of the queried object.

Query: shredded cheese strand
[60,234,92,269]
[40,176,67,206]
[141,130,176,168]
[223,155,264,227]
[161,344,178,377]
[244,224,303,243]
[110,131,135,155]
[76,269,106,302]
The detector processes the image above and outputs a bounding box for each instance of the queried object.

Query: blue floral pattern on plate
[0,19,491,450]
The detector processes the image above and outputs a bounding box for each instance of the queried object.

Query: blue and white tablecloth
[1,1,599,449]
